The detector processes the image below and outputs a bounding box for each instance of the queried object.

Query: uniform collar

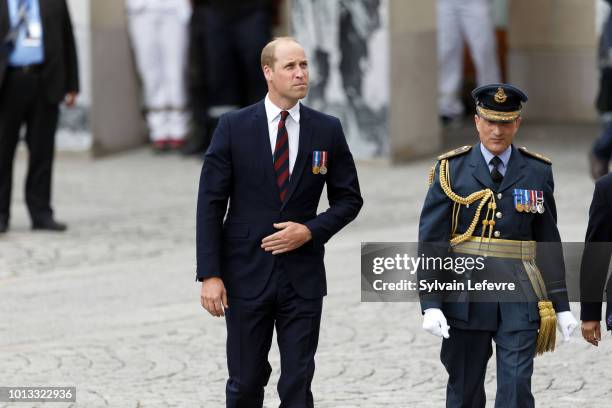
[264,93,300,124]
[480,143,512,168]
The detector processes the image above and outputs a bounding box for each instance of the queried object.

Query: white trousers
[127,7,190,141]
[437,0,501,117]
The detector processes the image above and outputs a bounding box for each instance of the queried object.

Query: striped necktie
[273,110,290,202]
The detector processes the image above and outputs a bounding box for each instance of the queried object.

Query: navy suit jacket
[580,173,612,330]
[196,100,363,299]
[418,143,570,331]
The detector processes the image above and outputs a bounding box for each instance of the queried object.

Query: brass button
[496,212,502,219]
[494,231,501,238]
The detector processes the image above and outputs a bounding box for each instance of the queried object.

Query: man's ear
[263,65,273,82]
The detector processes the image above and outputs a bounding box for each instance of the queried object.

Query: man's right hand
[422,308,450,339]
[200,277,229,317]
[581,320,602,347]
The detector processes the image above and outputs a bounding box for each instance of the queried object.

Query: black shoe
[32,218,67,232]
[0,218,7,233]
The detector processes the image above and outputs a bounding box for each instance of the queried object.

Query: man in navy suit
[580,173,612,346]
[196,37,362,407]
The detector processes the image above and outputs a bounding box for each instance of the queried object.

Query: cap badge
[494,87,507,104]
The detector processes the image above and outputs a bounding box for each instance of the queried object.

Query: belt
[7,63,43,73]
[451,236,536,261]
[451,235,557,355]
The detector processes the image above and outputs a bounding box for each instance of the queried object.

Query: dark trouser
[0,67,59,224]
[441,326,537,408]
[203,7,270,108]
[592,117,612,162]
[225,266,323,408]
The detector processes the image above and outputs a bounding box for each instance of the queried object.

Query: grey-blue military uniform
[417,84,570,408]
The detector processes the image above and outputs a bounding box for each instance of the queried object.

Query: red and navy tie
[274,110,290,202]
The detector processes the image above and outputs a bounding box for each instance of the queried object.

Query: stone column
[90,0,147,156]
[388,0,441,161]
[508,0,598,122]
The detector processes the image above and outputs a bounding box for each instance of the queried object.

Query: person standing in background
[202,0,274,134]
[437,0,501,126]
[590,0,612,179]
[0,0,79,233]
[126,0,191,152]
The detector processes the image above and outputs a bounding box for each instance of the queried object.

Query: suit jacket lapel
[254,101,282,206]
[498,145,526,193]
[281,103,311,210]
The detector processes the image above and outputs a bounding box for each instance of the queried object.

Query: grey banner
[361,242,612,302]
[0,387,76,402]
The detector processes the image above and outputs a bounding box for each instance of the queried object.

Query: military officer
[418,84,578,407]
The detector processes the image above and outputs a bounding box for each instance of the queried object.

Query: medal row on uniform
[513,189,544,214]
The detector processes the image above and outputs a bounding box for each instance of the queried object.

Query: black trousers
[225,265,323,408]
[0,68,59,223]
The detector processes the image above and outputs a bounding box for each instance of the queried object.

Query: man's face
[475,115,522,155]
[264,41,309,102]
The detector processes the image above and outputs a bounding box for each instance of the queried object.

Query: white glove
[556,311,578,342]
[422,308,450,339]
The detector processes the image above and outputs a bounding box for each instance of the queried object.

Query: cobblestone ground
[1,124,611,407]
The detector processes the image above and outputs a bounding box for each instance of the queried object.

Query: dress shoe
[0,219,7,233]
[589,152,609,180]
[32,218,67,232]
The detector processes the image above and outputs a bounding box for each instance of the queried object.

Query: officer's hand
[581,320,602,347]
[556,311,578,342]
[200,277,228,317]
[422,308,450,339]
[261,222,312,255]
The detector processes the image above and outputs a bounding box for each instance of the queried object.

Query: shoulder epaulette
[518,146,552,164]
[437,145,471,161]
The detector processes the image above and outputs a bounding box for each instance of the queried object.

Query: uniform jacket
[196,100,363,299]
[418,143,570,331]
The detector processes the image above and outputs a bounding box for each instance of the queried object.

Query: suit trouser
[0,68,59,223]
[225,265,323,408]
[437,0,501,117]
[441,324,537,408]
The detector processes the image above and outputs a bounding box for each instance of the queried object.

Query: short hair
[260,37,301,70]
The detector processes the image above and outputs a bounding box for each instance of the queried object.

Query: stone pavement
[1,123,611,407]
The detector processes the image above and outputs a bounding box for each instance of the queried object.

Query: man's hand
[422,308,450,339]
[200,277,228,317]
[582,320,602,347]
[261,222,312,255]
[64,92,78,107]
[556,311,578,342]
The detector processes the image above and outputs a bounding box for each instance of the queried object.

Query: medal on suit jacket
[536,190,545,214]
[312,151,321,174]
[319,151,328,175]
[514,189,524,212]
[522,189,531,213]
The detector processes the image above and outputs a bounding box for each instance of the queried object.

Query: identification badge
[22,22,42,47]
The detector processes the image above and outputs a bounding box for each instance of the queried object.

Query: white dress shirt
[264,94,300,174]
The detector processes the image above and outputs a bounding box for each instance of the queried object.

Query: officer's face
[263,41,309,104]
[475,115,522,155]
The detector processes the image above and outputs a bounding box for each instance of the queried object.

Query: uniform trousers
[437,0,501,117]
[127,5,190,141]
